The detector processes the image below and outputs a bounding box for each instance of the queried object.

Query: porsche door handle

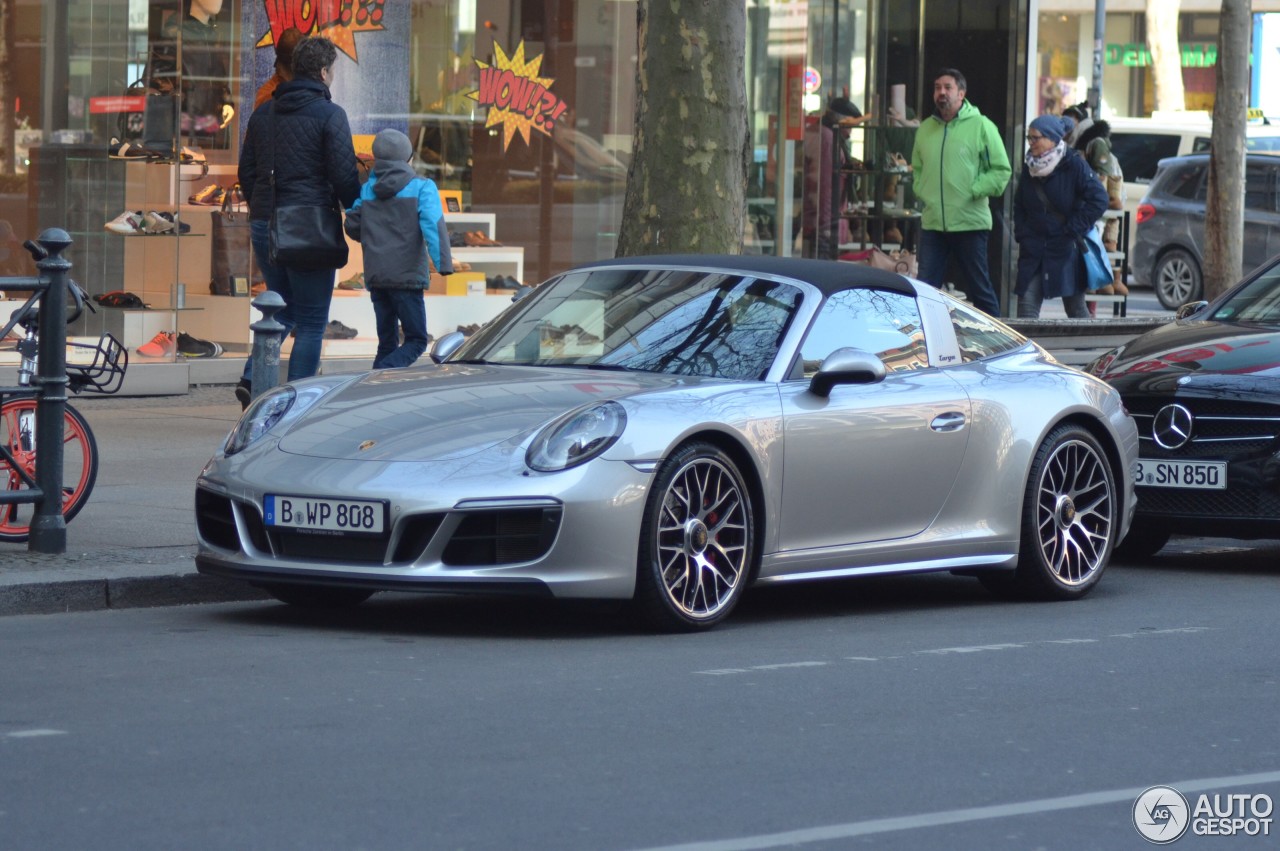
[930,411,967,432]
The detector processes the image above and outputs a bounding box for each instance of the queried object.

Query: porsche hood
[274,364,687,462]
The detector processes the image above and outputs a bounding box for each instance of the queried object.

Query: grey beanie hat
[372,128,413,162]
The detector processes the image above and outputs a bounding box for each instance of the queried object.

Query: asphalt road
[2,537,1277,850]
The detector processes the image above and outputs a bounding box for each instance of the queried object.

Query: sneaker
[156,212,191,234]
[234,380,251,411]
[141,211,174,234]
[137,331,176,357]
[188,184,226,206]
[323,320,358,339]
[336,273,365,290]
[105,210,145,235]
[177,332,222,358]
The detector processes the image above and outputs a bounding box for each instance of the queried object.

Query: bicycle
[1,240,128,542]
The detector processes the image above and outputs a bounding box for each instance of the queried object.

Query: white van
[1105,114,1280,258]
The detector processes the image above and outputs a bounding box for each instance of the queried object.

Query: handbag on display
[209,185,259,295]
[840,246,918,277]
[265,103,349,271]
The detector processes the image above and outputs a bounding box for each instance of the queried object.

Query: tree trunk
[0,0,13,172]
[1145,0,1184,113]
[1204,0,1248,301]
[616,0,749,256]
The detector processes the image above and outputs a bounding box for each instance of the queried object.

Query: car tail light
[1136,203,1156,224]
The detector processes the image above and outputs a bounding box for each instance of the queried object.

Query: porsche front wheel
[634,442,755,631]
[989,425,1116,600]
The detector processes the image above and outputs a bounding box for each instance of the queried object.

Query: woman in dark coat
[1013,114,1109,318]
[236,36,361,407]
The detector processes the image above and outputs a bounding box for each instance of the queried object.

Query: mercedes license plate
[1133,459,1226,490]
[264,494,386,533]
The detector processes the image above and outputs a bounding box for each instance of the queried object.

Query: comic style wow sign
[256,0,385,62]
[467,42,569,152]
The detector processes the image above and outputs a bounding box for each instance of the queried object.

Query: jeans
[370,288,429,369]
[1016,273,1090,319]
[916,229,1001,316]
[242,219,336,385]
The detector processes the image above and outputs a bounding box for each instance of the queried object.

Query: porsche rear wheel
[263,585,375,609]
[987,425,1116,600]
[634,442,755,631]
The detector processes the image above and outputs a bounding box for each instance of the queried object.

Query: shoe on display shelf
[323,320,358,339]
[105,210,146,235]
[176,332,223,358]
[336,273,365,290]
[107,139,165,160]
[141,211,174,234]
[188,184,227,206]
[463,231,502,247]
[156,212,191,234]
[137,331,176,357]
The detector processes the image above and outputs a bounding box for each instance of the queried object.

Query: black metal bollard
[248,290,286,402]
[29,228,72,554]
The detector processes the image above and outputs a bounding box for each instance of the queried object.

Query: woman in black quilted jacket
[236,36,361,408]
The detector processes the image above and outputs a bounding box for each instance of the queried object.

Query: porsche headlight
[223,386,296,455]
[527,402,626,472]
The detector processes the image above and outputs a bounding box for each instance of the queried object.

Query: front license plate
[264,494,386,534]
[1133,459,1227,490]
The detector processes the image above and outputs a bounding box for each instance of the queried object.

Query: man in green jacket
[911,68,1012,316]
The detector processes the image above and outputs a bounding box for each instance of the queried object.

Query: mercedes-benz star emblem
[1152,404,1194,450]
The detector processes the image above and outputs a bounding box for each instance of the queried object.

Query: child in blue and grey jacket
[344,128,451,368]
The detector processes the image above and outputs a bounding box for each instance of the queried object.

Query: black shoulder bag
[266,103,349,271]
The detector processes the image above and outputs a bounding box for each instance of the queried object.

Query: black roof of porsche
[578,254,916,297]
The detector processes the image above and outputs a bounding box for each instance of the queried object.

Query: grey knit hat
[372,128,413,162]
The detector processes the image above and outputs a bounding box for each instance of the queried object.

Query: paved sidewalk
[0,386,270,615]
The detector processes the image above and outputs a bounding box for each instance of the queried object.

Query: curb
[0,573,270,617]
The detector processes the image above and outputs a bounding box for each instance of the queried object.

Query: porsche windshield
[455,268,804,380]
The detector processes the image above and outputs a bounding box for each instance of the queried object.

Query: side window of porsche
[799,289,929,377]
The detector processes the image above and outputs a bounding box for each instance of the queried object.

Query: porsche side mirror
[430,331,466,363]
[1175,300,1209,321]
[808,347,887,397]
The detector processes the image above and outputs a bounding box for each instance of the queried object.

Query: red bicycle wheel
[0,399,99,543]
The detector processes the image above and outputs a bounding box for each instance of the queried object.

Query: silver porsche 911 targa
[196,255,1138,630]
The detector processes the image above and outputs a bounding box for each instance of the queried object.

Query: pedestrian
[343,129,447,369]
[1012,114,1109,319]
[910,68,1012,316]
[253,26,304,110]
[1081,132,1129,296]
[802,93,865,259]
[235,35,361,409]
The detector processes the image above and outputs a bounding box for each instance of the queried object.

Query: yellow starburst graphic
[466,42,567,151]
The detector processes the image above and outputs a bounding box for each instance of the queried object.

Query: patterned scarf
[1025,140,1066,178]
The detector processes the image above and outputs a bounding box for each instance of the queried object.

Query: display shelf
[443,211,497,239]
[451,246,524,282]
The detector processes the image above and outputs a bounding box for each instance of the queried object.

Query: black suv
[1132,152,1280,308]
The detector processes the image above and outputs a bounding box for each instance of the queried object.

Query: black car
[1087,253,1280,555]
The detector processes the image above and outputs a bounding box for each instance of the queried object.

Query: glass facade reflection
[4,0,1024,375]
